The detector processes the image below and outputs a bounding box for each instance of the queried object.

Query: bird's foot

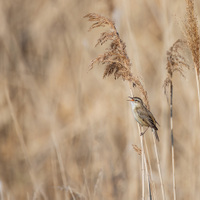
[140,132,145,136]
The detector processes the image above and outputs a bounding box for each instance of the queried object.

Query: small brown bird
[128,96,159,141]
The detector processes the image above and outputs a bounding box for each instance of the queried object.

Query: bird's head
[128,96,143,107]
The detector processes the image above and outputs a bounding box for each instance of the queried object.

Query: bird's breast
[130,103,142,124]
[130,102,137,110]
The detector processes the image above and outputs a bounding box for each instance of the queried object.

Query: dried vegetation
[84,13,149,108]
[0,0,200,200]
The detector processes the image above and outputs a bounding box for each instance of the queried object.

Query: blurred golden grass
[0,0,199,199]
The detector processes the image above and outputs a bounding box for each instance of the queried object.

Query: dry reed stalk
[152,134,165,200]
[164,39,189,200]
[183,2,200,195]
[83,170,91,200]
[50,131,68,200]
[142,136,153,200]
[135,124,158,200]
[184,0,200,117]
[5,83,50,200]
[4,84,37,189]
[93,170,103,199]
[85,13,165,200]
[143,151,152,200]
[51,150,60,200]
[138,125,145,200]
[144,137,157,200]
[141,137,145,200]
[133,130,153,200]
[84,13,149,108]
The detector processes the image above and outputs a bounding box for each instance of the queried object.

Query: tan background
[0,0,200,199]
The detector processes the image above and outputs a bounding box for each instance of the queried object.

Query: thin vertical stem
[143,142,152,200]
[141,136,145,200]
[0,181,3,200]
[51,131,68,200]
[138,123,145,200]
[4,85,37,189]
[194,64,200,199]
[194,67,200,118]
[129,87,144,198]
[152,133,166,200]
[144,156,152,200]
[170,82,176,200]
[144,138,157,200]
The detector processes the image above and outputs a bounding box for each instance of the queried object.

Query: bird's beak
[127,96,134,101]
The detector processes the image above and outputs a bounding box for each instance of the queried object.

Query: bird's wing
[137,107,158,130]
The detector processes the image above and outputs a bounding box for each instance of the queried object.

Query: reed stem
[170,82,176,200]
[152,133,166,200]
[140,127,145,200]
[194,66,200,118]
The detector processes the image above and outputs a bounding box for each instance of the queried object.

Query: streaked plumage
[128,97,159,141]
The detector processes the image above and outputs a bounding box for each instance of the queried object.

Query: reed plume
[164,39,189,200]
[164,39,189,94]
[184,0,200,116]
[84,13,149,108]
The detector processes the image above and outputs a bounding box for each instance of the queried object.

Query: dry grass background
[0,0,200,199]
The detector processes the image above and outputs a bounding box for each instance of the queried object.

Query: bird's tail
[153,129,159,141]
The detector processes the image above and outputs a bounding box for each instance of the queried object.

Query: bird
[128,96,159,141]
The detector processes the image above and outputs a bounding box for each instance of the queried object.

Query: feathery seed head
[164,39,190,96]
[184,0,200,75]
[84,13,149,109]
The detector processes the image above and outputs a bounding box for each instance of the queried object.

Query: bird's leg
[140,127,149,136]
